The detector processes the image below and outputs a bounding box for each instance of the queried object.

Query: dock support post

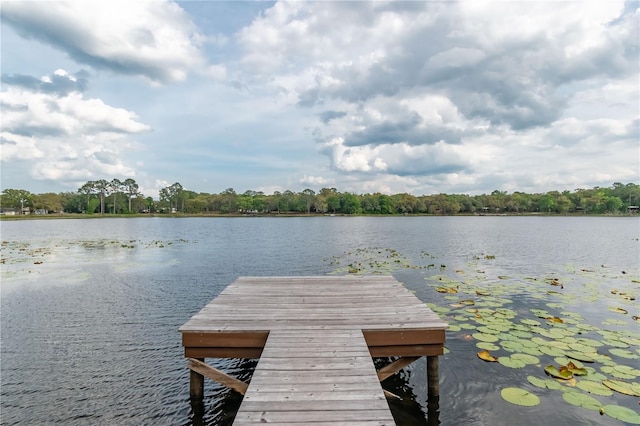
[190,357,205,401]
[426,356,439,398]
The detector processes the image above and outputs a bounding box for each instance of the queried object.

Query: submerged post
[427,356,440,398]
[190,357,205,401]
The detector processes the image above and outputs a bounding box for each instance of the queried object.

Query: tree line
[1,180,638,216]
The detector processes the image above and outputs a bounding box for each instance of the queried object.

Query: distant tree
[538,194,556,213]
[78,181,95,212]
[0,189,33,213]
[145,197,155,213]
[109,178,123,214]
[220,187,237,213]
[123,178,140,213]
[340,193,361,214]
[33,193,63,212]
[300,189,316,214]
[93,179,109,214]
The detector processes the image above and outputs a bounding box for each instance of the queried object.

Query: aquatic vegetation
[0,238,192,284]
[425,256,640,420]
[326,247,426,275]
[477,349,498,362]
[500,387,541,406]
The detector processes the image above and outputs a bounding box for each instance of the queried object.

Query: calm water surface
[1,216,638,425]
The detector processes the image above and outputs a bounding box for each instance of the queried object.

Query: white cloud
[300,175,331,187]
[1,0,205,83]
[206,64,227,81]
[0,70,150,186]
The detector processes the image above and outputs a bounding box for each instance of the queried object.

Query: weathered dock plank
[235,329,394,424]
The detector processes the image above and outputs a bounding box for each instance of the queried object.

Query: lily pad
[565,351,595,363]
[501,341,525,352]
[545,365,573,380]
[601,404,640,424]
[500,387,541,407]
[562,391,602,411]
[609,348,639,359]
[527,375,547,389]
[499,356,527,369]
[575,380,613,396]
[476,342,500,351]
[540,346,566,357]
[511,353,540,365]
[576,338,604,348]
[602,379,640,397]
[473,332,499,343]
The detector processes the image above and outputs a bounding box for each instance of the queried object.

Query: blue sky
[1,1,638,198]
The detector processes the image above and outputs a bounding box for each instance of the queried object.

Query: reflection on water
[1,217,638,425]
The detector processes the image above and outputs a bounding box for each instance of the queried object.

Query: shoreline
[1,212,637,221]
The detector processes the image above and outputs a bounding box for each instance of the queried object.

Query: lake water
[1,216,639,425]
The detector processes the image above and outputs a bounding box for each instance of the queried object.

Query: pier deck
[180,275,448,424]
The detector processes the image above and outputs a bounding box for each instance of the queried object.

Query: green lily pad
[499,356,527,369]
[527,375,547,389]
[500,387,541,406]
[476,342,500,351]
[501,341,524,352]
[619,336,640,346]
[511,353,540,365]
[531,309,550,318]
[521,319,542,326]
[603,339,629,349]
[575,380,613,396]
[569,342,595,353]
[565,351,595,363]
[477,326,501,334]
[609,348,639,359]
[576,338,604,348]
[511,330,533,338]
[544,378,564,390]
[601,404,640,424]
[540,346,566,357]
[614,365,640,377]
[520,346,545,356]
[580,370,608,382]
[473,332,499,343]
[547,340,571,350]
[562,391,602,411]
[602,379,640,397]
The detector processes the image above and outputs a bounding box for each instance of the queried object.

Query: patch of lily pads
[1,238,193,284]
[327,247,417,274]
[424,255,640,422]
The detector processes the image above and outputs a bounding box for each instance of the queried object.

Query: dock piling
[189,357,204,401]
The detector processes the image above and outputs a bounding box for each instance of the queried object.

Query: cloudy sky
[1,1,638,198]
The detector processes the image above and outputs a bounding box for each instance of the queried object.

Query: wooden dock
[180,276,448,424]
